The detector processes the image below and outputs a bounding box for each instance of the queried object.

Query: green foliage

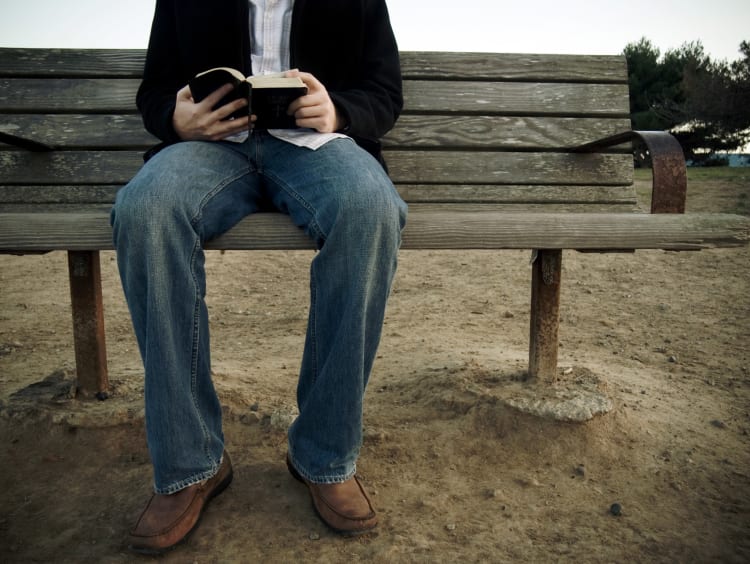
[623,38,750,163]
[623,38,674,130]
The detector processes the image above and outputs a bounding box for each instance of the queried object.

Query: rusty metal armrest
[571,130,687,214]
[0,130,53,152]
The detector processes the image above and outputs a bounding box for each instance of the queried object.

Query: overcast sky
[0,0,748,62]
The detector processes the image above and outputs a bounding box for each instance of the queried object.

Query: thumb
[177,84,194,102]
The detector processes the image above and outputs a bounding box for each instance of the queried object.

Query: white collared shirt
[228,0,347,149]
[248,0,293,76]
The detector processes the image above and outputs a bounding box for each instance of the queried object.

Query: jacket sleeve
[326,0,403,143]
[136,0,183,145]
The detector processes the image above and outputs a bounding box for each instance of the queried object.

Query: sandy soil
[0,173,748,562]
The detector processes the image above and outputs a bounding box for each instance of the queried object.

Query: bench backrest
[0,48,636,215]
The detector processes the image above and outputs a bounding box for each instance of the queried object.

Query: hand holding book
[284,70,347,133]
[175,68,344,140]
[173,82,250,141]
[188,68,308,130]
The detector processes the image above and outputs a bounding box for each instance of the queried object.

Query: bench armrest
[571,130,686,214]
[0,130,53,152]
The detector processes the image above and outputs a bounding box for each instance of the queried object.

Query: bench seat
[1,209,747,252]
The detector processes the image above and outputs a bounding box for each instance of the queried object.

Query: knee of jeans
[111,176,194,248]
[328,180,407,244]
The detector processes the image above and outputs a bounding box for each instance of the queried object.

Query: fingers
[195,83,249,122]
[176,84,194,102]
[284,71,341,133]
[173,83,250,141]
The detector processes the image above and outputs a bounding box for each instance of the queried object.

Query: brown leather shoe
[287,455,377,536]
[128,452,233,554]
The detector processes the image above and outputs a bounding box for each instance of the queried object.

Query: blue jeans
[111,133,407,493]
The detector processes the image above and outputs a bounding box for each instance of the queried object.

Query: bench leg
[529,249,561,382]
[67,250,109,398]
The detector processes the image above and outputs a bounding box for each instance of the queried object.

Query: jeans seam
[308,263,318,390]
[184,166,251,469]
[188,237,213,464]
[189,166,254,234]
[264,169,328,244]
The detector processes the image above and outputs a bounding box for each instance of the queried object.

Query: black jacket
[137,0,403,164]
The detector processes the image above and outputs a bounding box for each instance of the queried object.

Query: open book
[189,68,308,129]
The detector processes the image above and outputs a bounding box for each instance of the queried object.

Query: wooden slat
[0,149,634,186]
[400,211,750,250]
[0,211,309,251]
[406,202,641,213]
[0,150,143,184]
[385,116,633,150]
[0,48,146,77]
[1,210,748,252]
[1,78,629,116]
[397,185,637,205]
[0,78,140,113]
[0,114,630,151]
[0,49,627,83]
[0,201,643,215]
[386,151,633,186]
[399,52,628,83]
[0,115,155,148]
[0,185,121,205]
[403,81,630,116]
[0,185,638,208]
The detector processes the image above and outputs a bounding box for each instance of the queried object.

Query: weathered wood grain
[0,49,627,82]
[384,115,633,150]
[0,185,121,205]
[1,78,629,116]
[0,78,141,113]
[396,184,638,205]
[386,151,633,186]
[1,114,632,151]
[402,81,629,116]
[398,52,629,82]
[0,149,634,187]
[1,210,748,253]
[0,115,155,148]
[0,48,146,77]
[0,187,639,210]
[0,150,144,184]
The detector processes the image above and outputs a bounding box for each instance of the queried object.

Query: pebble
[239,412,261,426]
[609,502,623,516]
[363,429,389,444]
[445,523,456,531]
[710,419,727,429]
[574,464,586,477]
[309,532,320,541]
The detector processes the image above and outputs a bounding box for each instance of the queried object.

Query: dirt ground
[1,172,748,563]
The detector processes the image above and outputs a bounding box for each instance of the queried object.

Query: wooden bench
[2,48,748,399]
